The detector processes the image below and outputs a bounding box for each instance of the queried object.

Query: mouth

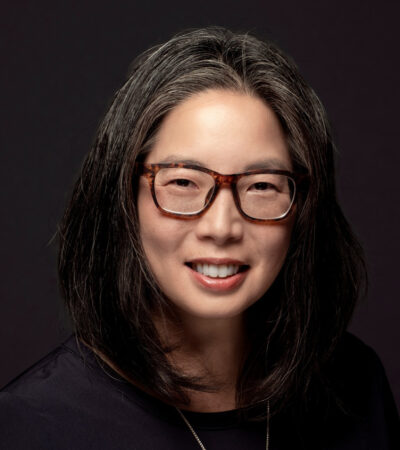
[185,262,250,279]
[184,260,250,292]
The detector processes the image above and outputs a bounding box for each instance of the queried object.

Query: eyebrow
[157,155,291,171]
[158,157,203,166]
[243,159,291,171]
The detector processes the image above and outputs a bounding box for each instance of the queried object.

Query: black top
[0,333,399,449]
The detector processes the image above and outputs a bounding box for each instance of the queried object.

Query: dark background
[1,1,399,411]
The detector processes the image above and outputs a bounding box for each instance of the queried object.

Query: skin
[137,89,295,411]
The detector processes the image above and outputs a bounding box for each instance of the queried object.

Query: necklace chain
[176,400,270,450]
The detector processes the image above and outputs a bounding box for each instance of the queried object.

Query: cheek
[254,222,293,270]
[138,186,187,268]
[140,220,183,260]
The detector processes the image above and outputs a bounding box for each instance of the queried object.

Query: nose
[194,187,244,245]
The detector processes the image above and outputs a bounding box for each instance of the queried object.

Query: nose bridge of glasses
[214,173,236,188]
[207,173,239,212]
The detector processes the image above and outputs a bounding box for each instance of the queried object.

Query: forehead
[145,89,292,172]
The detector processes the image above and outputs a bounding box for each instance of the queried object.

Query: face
[137,89,294,321]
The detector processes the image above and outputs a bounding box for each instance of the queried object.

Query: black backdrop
[1,1,399,411]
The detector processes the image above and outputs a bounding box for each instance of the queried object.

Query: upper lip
[187,258,248,266]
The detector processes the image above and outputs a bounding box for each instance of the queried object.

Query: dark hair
[58,27,366,419]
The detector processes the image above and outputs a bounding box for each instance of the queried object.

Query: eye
[174,179,190,186]
[169,178,197,188]
[251,182,276,191]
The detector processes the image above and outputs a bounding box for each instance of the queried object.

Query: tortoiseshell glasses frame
[135,162,305,223]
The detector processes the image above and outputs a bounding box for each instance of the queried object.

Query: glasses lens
[237,173,295,220]
[155,168,215,214]
[154,168,295,220]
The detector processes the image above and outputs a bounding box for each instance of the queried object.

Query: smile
[185,261,250,292]
[192,263,240,278]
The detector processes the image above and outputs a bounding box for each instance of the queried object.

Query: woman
[1,27,399,449]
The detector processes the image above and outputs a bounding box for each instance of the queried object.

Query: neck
[82,312,250,413]
[156,311,249,412]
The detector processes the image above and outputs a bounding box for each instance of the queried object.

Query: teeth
[193,263,240,278]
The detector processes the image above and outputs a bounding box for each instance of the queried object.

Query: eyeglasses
[136,162,302,223]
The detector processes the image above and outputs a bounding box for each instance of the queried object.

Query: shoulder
[320,332,400,449]
[327,331,396,410]
[332,331,384,377]
[329,331,392,398]
[0,337,203,450]
[0,335,96,403]
[0,336,83,406]
[0,336,126,449]
[280,332,400,449]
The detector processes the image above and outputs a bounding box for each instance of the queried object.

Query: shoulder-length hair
[58,26,366,419]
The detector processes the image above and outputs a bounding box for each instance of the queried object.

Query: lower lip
[186,265,249,292]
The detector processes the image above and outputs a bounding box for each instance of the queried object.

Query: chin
[171,297,259,322]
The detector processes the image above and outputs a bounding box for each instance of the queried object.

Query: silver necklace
[176,400,270,450]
